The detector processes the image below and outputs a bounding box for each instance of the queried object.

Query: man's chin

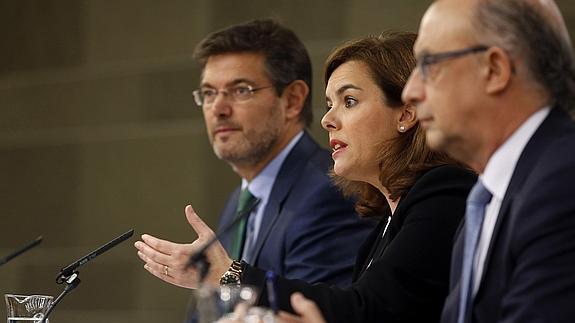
[214,146,252,164]
[425,130,448,152]
[213,132,233,144]
[213,147,236,161]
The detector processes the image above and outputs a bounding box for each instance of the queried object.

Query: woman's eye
[325,102,333,111]
[344,96,358,108]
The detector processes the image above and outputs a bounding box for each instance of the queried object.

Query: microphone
[56,229,134,283]
[187,197,260,282]
[41,229,134,323]
[0,236,43,267]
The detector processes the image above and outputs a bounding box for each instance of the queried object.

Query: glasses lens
[232,86,254,102]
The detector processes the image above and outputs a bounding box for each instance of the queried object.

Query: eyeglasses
[192,85,274,107]
[416,45,489,82]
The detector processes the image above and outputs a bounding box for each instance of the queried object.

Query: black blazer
[243,165,476,323]
[442,107,575,323]
[218,132,375,286]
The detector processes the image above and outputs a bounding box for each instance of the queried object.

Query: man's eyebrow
[200,78,257,88]
[228,78,257,86]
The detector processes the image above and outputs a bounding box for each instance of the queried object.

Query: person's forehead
[414,0,476,53]
[326,61,371,93]
[201,52,270,86]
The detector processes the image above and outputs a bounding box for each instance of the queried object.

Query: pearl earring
[399,125,406,132]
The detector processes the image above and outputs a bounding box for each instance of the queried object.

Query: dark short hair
[324,31,461,218]
[193,19,313,127]
[474,0,575,113]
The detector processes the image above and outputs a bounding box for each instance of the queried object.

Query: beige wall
[1,1,574,322]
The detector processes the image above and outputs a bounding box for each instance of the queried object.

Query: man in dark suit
[403,0,575,322]
[134,19,373,291]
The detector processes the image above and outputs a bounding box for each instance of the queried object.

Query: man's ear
[282,80,309,120]
[397,104,417,133]
[483,47,513,94]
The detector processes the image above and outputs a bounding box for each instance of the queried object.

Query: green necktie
[231,188,257,259]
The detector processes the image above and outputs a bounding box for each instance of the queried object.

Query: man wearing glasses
[403,0,575,322]
[190,19,374,285]
[137,19,373,293]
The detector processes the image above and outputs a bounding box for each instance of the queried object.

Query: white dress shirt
[473,107,550,294]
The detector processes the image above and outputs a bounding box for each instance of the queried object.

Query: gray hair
[473,0,575,113]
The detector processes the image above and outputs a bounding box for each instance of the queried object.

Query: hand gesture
[134,205,233,288]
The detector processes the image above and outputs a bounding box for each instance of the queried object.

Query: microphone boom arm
[57,229,134,283]
[41,229,134,323]
[0,236,43,267]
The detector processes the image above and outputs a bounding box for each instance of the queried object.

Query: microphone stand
[40,229,134,323]
[40,272,80,323]
[187,198,260,284]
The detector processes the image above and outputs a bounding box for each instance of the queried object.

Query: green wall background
[1,1,573,322]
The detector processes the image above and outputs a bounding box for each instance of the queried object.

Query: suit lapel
[246,132,319,264]
[246,196,281,264]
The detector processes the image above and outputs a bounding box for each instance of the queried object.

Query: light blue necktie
[457,180,492,323]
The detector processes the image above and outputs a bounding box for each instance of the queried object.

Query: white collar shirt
[473,107,550,294]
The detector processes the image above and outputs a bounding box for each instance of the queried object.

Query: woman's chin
[334,164,372,184]
[333,164,354,180]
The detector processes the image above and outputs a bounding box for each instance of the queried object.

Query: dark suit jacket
[218,132,375,286]
[442,107,575,323]
[243,165,476,323]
